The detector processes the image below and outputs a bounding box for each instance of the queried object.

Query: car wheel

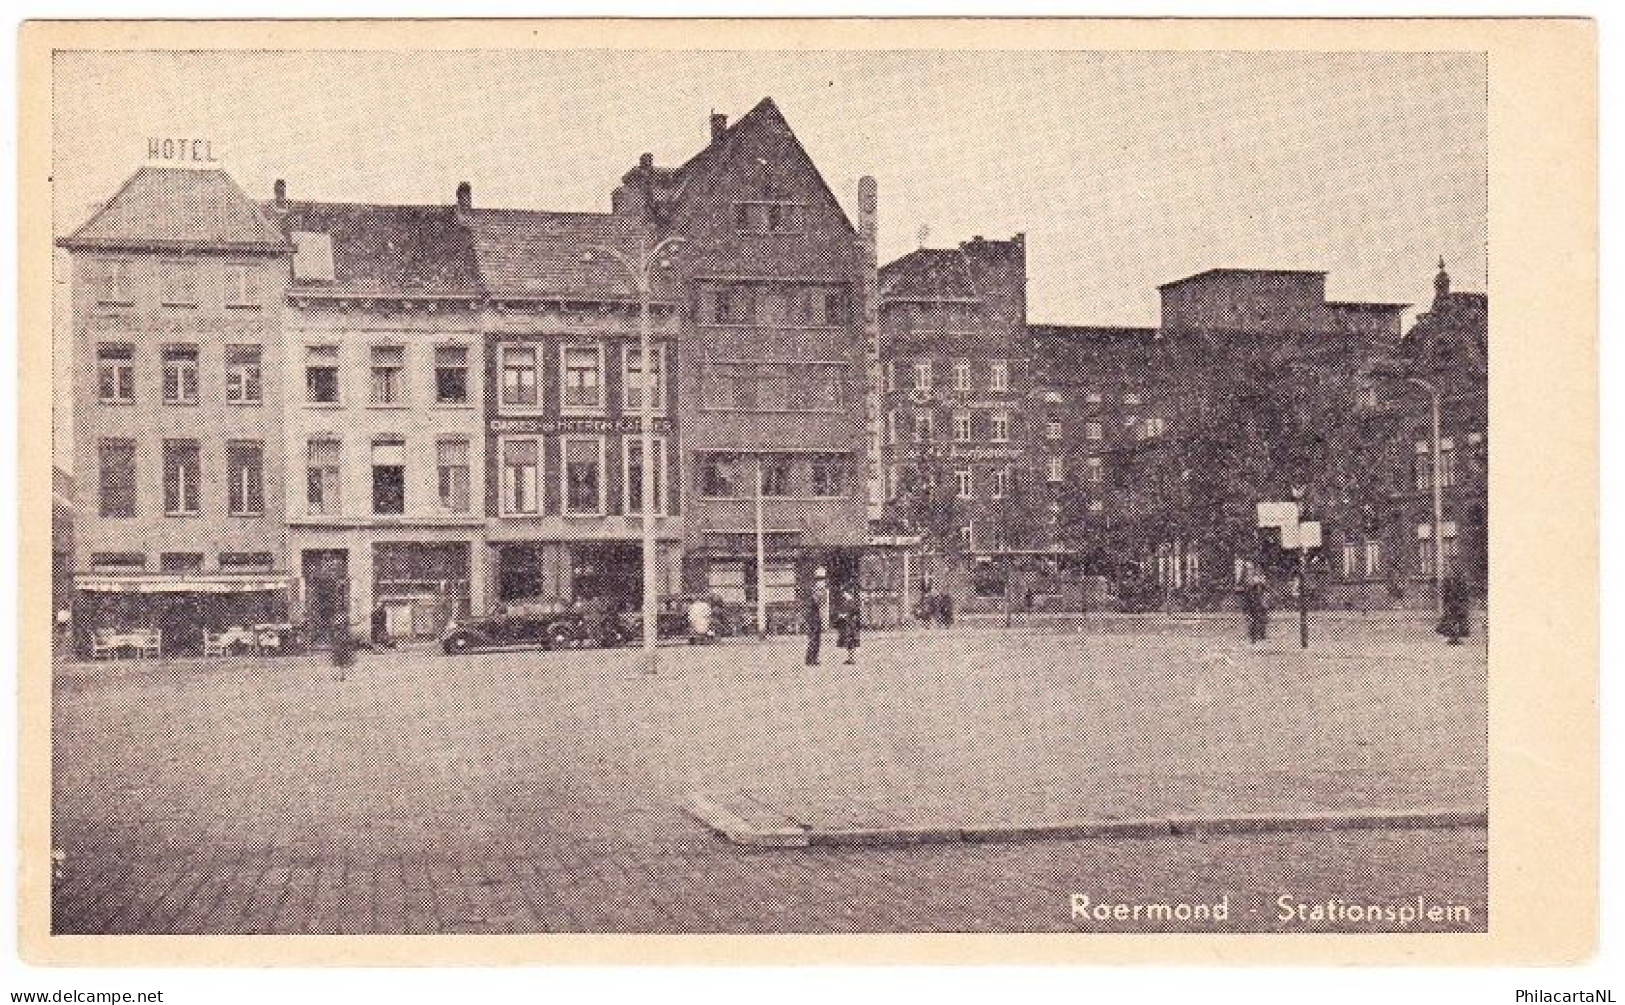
[443,632,475,655]
[549,623,575,650]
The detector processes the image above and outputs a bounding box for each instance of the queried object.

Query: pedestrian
[1241,575,1269,642]
[1437,575,1471,645]
[329,610,355,681]
[369,603,395,650]
[803,587,823,666]
[835,586,861,665]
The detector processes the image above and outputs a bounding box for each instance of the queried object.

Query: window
[990,412,1010,443]
[803,363,844,411]
[1086,391,1103,406]
[162,346,199,404]
[562,437,604,514]
[760,458,793,497]
[1047,457,1063,483]
[1414,441,1433,492]
[437,438,471,512]
[225,265,259,308]
[227,440,265,516]
[501,346,539,408]
[98,438,136,517]
[160,552,203,574]
[1439,437,1459,488]
[162,439,200,516]
[435,346,469,404]
[756,363,794,411]
[956,469,974,499]
[370,345,406,405]
[1441,521,1460,571]
[97,344,134,402]
[712,286,754,325]
[958,525,974,550]
[219,552,274,573]
[913,361,933,392]
[1143,416,1167,438]
[953,413,973,443]
[735,201,803,234]
[953,360,971,393]
[1088,498,1104,514]
[502,438,541,515]
[914,412,934,443]
[624,437,667,515]
[822,289,849,327]
[699,455,739,498]
[93,259,133,305]
[225,345,263,403]
[810,457,847,498]
[1046,415,1063,440]
[1124,392,1142,406]
[307,438,341,516]
[370,439,406,515]
[161,262,199,308]
[1085,421,1103,441]
[1086,456,1103,483]
[306,345,340,404]
[990,360,1009,392]
[885,411,898,448]
[91,552,144,572]
[991,467,1009,499]
[1364,540,1384,577]
[561,346,603,412]
[1342,542,1359,578]
[291,231,336,282]
[1415,524,1434,572]
[623,343,665,413]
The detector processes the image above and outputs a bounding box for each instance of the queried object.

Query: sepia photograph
[14,17,1597,967]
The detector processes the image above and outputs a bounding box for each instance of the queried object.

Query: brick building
[272,186,490,641]
[59,166,294,654]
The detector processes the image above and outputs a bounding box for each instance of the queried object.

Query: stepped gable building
[462,200,682,609]
[59,166,295,654]
[611,99,870,618]
[270,184,489,641]
[872,234,1031,611]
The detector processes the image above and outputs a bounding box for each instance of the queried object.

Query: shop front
[74,574,294,658]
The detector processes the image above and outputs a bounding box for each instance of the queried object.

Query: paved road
[51,617,1486,933]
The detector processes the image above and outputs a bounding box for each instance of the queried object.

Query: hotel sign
[489,416,672,435]
[146,137,221,165]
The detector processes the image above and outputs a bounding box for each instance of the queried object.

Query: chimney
[639,152,653,170]
[273,178,287,210]
[456,181,472,211]
[711,112,728,142]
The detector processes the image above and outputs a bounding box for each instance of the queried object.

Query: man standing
[804,585,823,666]
[1241,575,1269,642]
[835,586,861,665]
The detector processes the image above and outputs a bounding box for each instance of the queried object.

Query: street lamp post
[1406,376,1446,618]
[585,232,685,674]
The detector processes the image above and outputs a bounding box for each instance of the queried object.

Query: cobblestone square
[51,615,1487,934]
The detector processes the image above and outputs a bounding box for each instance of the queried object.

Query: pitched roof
[61,167,288,253]
[271,201,482,296]
[879,248,982,302]
[461,208,673,301]
[1158,267,1327,290]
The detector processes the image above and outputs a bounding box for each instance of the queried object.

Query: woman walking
[835,587,861,665]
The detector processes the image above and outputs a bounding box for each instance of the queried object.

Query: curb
[687,793,1486,849]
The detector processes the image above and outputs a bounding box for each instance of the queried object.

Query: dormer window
[734,201,803,234]
[291,231,336,282]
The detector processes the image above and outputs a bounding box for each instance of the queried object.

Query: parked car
[440,598,598,655]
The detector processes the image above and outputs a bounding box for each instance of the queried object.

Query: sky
[52,48,1486,326]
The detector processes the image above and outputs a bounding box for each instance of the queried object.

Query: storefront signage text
[489,416,672,435]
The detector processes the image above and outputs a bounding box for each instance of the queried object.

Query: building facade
[60,166,294,654]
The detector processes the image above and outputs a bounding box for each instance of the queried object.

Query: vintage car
[440,598,622,655]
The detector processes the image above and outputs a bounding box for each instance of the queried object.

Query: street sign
[1297,521,1322,549]
[1257,501,1300,528]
